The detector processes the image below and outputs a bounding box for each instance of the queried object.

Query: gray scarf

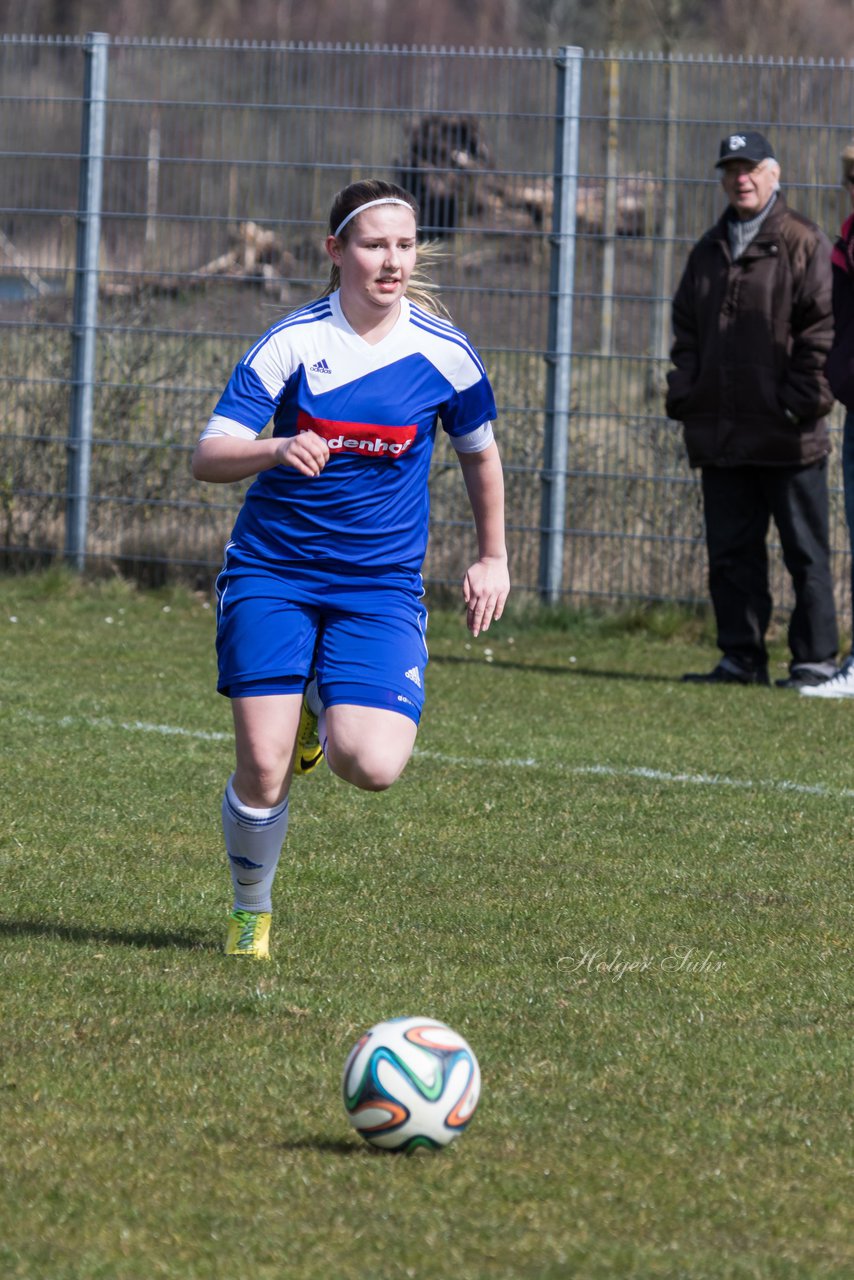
[728,190,779,260]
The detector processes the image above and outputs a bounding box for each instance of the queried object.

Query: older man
[667,130,838,688]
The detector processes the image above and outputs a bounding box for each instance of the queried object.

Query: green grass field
[1,572,851,1280]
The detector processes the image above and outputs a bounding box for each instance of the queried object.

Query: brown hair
[321,178,449,319]
[843,142,854,180]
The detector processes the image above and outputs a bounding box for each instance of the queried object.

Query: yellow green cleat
[294,689,323,776]
[225,909,271,959]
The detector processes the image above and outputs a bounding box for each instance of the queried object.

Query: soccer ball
[342,1016,481,1152]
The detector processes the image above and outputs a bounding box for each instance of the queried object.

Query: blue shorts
[214,545,428,724]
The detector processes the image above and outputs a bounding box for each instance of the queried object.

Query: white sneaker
[800,656,854,699]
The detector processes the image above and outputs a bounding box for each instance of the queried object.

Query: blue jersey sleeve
[213,362,281,435]
[441,377,497,440]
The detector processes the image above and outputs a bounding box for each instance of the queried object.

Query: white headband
[332,197,414,239]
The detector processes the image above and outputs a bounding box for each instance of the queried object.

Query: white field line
[16,709,854,801]
[414,751,854,799]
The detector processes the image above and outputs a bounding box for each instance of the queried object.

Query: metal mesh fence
[2,35,853,623]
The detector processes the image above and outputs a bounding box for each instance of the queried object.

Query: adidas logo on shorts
[404,666,422,688]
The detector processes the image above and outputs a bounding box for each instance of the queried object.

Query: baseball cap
[715,131,776,168]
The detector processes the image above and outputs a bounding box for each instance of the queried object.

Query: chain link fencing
[2,35,853,619]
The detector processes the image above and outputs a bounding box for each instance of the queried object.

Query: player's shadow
[429,653,677,683]
[0,917,217,952]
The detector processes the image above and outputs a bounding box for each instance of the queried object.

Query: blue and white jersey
[205,290,496,581]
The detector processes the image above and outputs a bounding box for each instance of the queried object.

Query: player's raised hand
[275,431,330,476]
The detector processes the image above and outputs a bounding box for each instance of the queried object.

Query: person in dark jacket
[803,141,854,698]
[667,130,838,688]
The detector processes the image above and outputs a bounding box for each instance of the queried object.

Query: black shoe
[775,667,834,690]
[682,663,769,686]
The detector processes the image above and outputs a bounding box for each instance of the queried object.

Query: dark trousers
[842,411,854,635]
[700,462,838,671]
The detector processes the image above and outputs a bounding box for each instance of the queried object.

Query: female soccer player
[192,178,509,958]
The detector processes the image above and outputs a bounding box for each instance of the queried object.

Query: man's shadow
[429,653,677,683]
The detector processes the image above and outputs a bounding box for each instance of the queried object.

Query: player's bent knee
[326,744,409,792]
[324,704,418,791]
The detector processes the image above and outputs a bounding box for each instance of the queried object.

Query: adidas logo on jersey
[404,666,422,688]
[309,358,331,374]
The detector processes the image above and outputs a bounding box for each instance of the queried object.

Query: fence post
[65,31,109,570]
[539,45,583,603]
[599,54,620,357]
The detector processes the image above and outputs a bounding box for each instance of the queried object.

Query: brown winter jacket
[665,194,834,467]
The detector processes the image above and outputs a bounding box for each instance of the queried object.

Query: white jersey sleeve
[198,414,258,442]
[450,421,495,453]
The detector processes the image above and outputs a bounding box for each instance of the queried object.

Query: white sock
[305,676,322,715]
[221,774,289,914]
[306,676,329,757]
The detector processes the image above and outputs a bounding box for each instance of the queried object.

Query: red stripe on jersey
[297,410,417,459]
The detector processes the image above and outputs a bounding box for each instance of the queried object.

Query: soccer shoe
[682,661,769,686]
[800,656,854,699]
[225,909,271,959]
[293,685,323,776]
[775,666,834,690]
